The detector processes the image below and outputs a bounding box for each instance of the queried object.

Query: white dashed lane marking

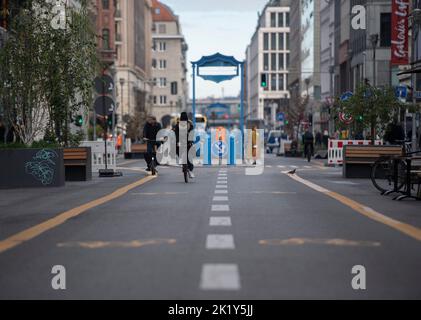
[210,217,232,226]
[213,196,228,201]
[206,234,235,249]
[215,190,228,194]
[200,264,240,290]
[217,181,228,184]
[216,185,227,189]
[212,204,230,211]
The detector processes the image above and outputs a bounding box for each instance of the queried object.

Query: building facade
[95,0,116,66]
[150,0,188,125]
[245,0,291,128]
[114,0,153,134]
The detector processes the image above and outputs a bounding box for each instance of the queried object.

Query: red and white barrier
[328,139,383,165]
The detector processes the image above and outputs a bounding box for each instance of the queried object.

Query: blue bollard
[229,135,235,165]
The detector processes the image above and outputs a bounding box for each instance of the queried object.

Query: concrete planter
[0,148,64,189]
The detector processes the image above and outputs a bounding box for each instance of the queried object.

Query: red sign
[391,0,410,65]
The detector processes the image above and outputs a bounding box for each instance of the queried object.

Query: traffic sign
[94,75,114,95]
[212,141,228,157]
[340,91,353,102]
[395,86,408,99]
[339,112,353,124]
[94,96,115,116]
[277,112,285,122]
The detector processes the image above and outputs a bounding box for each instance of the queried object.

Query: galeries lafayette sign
[391,0,410,65]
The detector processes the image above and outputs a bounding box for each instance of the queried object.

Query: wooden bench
[343,145,403,178]
[63,147,92,181]
[124,143,147,159]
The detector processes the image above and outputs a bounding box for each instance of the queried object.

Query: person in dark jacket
[302,128,314,157]
[173,112,195,178]
[143,116,162,171]
[384,121,405,145]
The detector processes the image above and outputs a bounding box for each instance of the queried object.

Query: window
[152,40,157,51]
[380,13,391,47]
[271,53,277,71]
[271,12,276,27]
[286,53,290,69]
[152,59,157,69]
[278,74,285,91]
[271,74,277,91]
[102,0,109,9]
[278,53,284,70]
[159,41,166,51]
[286,33,290,50]
[278,33,284,50]
[263,33,269,51]
[102,29,110,49]
[171,82,178,95]
[285,12,290,27]
[278,12,284,27]
[160,96,167,105]
[264,53,269,71]
[159,78,167,88]
[153,96,157,104]
[159,60,167,69]
[271,33,276,50]
[155,8,161,15]
[158,24,166,34]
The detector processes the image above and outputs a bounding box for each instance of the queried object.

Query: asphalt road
[0,154,421,299]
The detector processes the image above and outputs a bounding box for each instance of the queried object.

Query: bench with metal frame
[343,145,404,178]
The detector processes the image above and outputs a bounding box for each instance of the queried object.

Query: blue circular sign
[212,141,228,157]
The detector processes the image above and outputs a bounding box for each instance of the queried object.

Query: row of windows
[152,59,167,69]
[152,41,167,52]
[263,53,290,71]
[270,11,290,28]
[263,32,290,51]
[264,73,289,92]
[153,95,168,105]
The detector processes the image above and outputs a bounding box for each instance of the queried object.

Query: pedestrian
[252,125,257,165]
[173,112,195,178]
[322,130,329,148]
[315,131,322,146]
[384,121,405,145]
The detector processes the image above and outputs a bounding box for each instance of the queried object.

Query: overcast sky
[164,0,268,99]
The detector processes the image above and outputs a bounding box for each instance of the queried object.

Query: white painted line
[200,264,240,290]
[217,177,228,180]
[210,217,232,226]
[219,170,227,173]
[215,190,228,194]
[206,234,235,249]
[217,181,228,184]
[278,165,286,168]
[218,173,227,176]
[213,196,229,201]
[304,166,312,169]
[290,165,298,168]
[215,185,227,189]
[266,165,273,168]
[212,204,230,211]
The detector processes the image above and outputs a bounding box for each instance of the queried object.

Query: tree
[0,0,98,146]
[338,83,403,142]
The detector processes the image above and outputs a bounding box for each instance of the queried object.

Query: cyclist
[302,127,314,161]
[173,112,195,178]
[143,116,162,172]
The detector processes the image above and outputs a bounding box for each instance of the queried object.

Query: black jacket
[143,122,162,141]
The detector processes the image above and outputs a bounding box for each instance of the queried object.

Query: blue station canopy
[192,53,242,83]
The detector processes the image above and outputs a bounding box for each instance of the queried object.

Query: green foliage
[0,0,98,147]
[337,83,403,141]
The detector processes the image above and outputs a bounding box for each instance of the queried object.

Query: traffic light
[357,115,363,122]
[107,113,118,129]
[261,73,267,88]
[75,115,83,127]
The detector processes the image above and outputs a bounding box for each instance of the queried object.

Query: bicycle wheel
[183,165,189,183]
[371,157,406,194]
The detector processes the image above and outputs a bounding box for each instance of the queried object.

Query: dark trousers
[145,141,159,169]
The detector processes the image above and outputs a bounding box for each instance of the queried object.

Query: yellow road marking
[0,175,156,254]
[57,239,176,249]
[285,173,421,242]
[259,238,381,247]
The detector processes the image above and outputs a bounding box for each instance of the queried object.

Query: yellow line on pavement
[0,175,157,254]
[285,173,421,242]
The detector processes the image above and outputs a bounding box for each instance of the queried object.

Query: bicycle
[371,140,421,195]
[143,137,166,176]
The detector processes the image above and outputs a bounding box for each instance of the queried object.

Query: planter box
[64,147,92,181]
[0,148,65,189]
